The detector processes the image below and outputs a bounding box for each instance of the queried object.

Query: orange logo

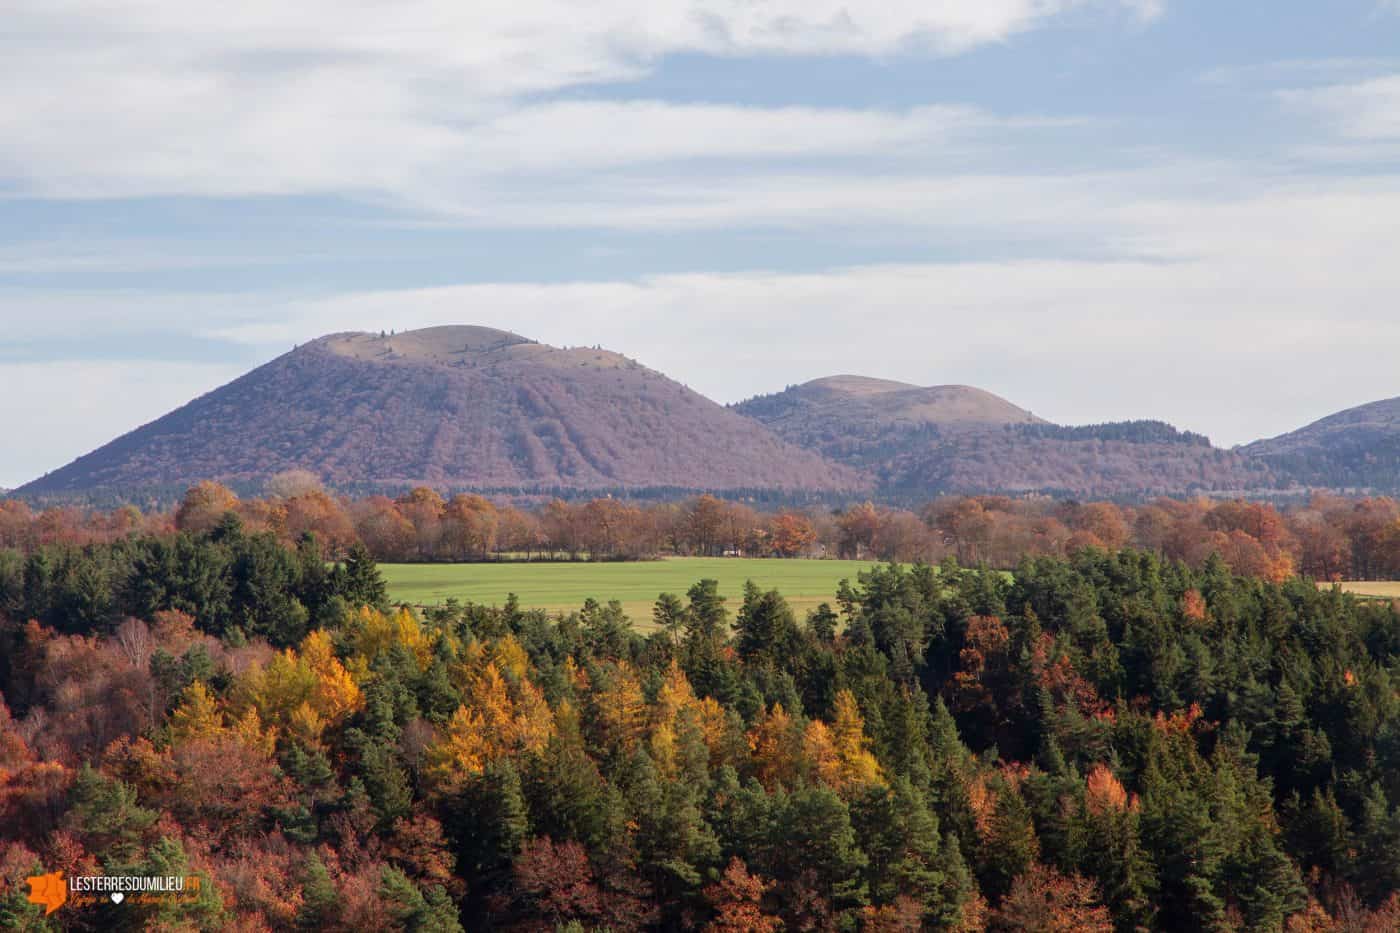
[26,870,67,915]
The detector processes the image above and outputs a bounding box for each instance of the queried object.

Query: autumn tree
[441,494,498,561]
[990,864,1113,933]
[281,490,355,553]
[838,502,882,559]
[685,495,728,556]
[352,496,417,562]
[265,468,324,499]
[704,857,781,933]
[510,836,601,926]
[397,487,446,559]
[768,510,818,558]
[174,481,240,534]
[1076,764,1154,931]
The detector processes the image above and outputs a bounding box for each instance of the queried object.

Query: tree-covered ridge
[1014,421,1211,447]
[1243,395,1400,493]
[1,535,1399,930]
[735,379,1265,499]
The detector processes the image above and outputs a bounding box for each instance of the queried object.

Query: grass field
[1327,581,1400,600]
[382,557,880,624]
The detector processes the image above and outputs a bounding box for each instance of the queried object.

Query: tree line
[1,521,1399,929]
[9,479,1400,581]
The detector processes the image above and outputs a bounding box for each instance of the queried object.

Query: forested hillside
[877,429,1273,501]
[2,520,1399,930]
[1244,396,1400,492]
[733,378,1046,472]
[18,327,857,498]
[735,378,1275,499]
[19,326,1400,502]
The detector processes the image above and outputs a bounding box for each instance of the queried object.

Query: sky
[4,1,1400,488]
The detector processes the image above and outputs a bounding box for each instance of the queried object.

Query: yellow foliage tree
[287,701,326,747]
[425,705,490,788]
[345,606,430,673]
[749,704,802,788]
[803,719,842,788]
[695,696,735,768]
[424,660,555,791]
[489,634,531,682]
[651,722,679,780]
[240,650,317,725]
[168,681,224,745]
[555,698,582,738]
[467,663,518,746]
[829,690,883,790]
[511,675,555,755]
[230,706,276,757]
[653,661,698,727]
[595,662,648,753]
[236,630,363,737]
[301,629,363,722]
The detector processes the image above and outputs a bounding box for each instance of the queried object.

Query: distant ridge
[18,327,1400,501]
[734,377,1272,498]
[748,376,1046,426]
[18,326,861,497]
[735,377,1046,471]
[1241,396,1400,492]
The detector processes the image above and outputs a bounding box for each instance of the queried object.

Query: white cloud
[0,242,305,275]
[0,0,1157,201]
[1279,73,1400,139]
[457,101,1012,174]
[407,167,1115,231]
[0,291,271,343]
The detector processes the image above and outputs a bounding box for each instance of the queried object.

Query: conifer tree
[1076,764,1155,932]
[341,542,388,611]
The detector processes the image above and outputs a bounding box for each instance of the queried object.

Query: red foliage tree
[990,863,1113,932]
[704,857,781,933]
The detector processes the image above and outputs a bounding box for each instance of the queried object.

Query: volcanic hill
[1240,396,1400,493]
[25,331,1400,502]
[735,376,1275,499]
[19,326,861,497]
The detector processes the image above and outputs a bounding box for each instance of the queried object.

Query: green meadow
[381,556,880,624]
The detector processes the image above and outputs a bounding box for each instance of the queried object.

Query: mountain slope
[734,377,1046,469]
[736,376,1274,498]
[1241,396,1400,492]
[882,429,1274,498]
[19,326,861,496]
